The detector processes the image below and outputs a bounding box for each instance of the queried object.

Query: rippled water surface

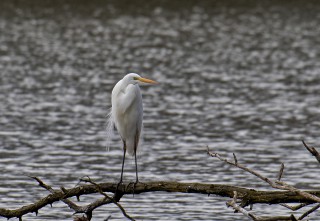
[0,0,320,220]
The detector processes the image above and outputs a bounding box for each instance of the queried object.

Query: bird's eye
[133,77,139,80]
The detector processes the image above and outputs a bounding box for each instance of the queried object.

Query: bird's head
[124,73,158,85]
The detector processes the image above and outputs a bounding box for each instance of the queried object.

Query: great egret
[109,73,157,185]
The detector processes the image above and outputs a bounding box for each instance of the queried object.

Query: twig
[279,203,311,211]
[302,140,320,163]
[33,176,132,220]
[207,148,320,203]
[104,215,112,221]
[298,203,320,220]
[275,180,320,203]
[226,191,258,220]
[227,191,297,221]
[206,148,277,188]
[30,176,81,212]
[233,153,238,165]
[80,177,135,221]
[277,163,284,181]
[31,176,97,220]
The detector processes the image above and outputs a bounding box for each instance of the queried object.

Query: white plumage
[109,73,157,183]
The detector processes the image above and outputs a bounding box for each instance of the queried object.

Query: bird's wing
[117,84,141,115]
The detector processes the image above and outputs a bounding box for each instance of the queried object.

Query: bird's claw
[125,180,139,196]
[115,180,124,194]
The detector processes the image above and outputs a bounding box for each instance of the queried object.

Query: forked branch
[207,140,320,221]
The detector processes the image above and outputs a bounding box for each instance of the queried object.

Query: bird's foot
[115,180,124,195]
[126,180,139,197]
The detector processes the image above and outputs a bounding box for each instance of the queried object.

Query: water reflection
[0,0,320,220]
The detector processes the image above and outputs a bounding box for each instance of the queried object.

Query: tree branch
[30,176,82,212]
[226,191,297,221]
[279,203,311,211]
[302,140,320,163]
[1,177,320,220]
[79,177,134,221]
[1,141,319,220]
[206,147,320,204]
[298,203,320,220]
[207,144,320,220]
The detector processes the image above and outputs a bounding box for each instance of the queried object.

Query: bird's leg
[125,149,140,197]
[120,148,126,183]
[134,150,139,184]
[126,150,140,196]
[116,141,126,193]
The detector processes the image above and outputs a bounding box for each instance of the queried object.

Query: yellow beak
[137,77,158,84]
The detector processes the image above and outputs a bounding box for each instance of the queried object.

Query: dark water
[0,0,320,220]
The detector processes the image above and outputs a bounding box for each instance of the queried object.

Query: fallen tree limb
[1,178,320,220]
[1,141,319,220]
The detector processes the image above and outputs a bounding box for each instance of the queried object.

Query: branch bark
[1,179,320,220]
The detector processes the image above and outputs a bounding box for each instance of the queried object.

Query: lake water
[0,0,319,220]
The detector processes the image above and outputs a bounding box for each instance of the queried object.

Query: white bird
[109,73,157,184]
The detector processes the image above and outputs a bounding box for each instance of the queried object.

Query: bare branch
[275,180,320,203]
[32,176,123,221]
[226,191,297,221]
[79,177,135,221]
[302,140,320,163]
[233,153,238,165]
[277,163,284,181]
[207,148,320,203]
[30,176,82,212]
[298,203,320,220]
[207,147,320,220]
[2,177,319,220]
[206,149,278,188]
[279,203,311,211]
[1,143,319,220]
[226,191,258,220]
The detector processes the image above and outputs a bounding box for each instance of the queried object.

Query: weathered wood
[302,140,320,163]
[1,181,319,219]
